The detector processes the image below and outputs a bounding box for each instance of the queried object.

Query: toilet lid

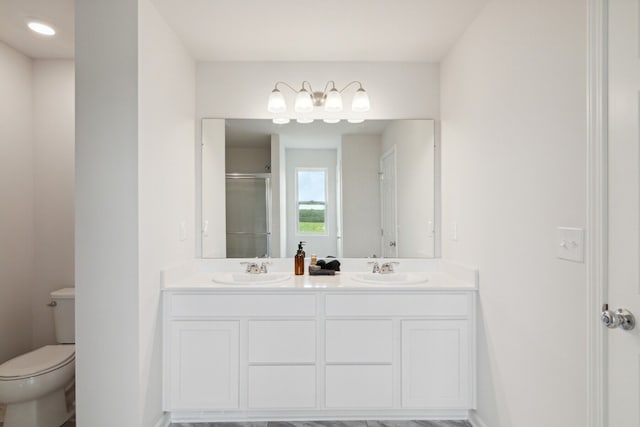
[0,345,75,380]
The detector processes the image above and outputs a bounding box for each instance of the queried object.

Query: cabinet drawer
[325,365,393,408]
[168,293,316,317]
[248,366,316,409]
[325,320,392,363]
[325,293,469,317]
[249,320,316,363]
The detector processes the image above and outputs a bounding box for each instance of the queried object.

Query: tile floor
[171,421,472,427]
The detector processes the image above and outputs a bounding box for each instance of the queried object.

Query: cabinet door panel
[169,321,239,410]
[325,365,393,408]
[401,320,469,408]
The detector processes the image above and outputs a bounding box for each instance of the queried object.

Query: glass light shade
[323,118,341,124]
[348,118,365,124]
[294,89,314,113]
[272,117,290,124]
[351,88,370,112]
[324,89,343,112]
[296,117,314,124]
[267,89,287,113]
[27,21,56,36]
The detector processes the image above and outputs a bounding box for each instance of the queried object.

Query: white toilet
[0,288,75,427]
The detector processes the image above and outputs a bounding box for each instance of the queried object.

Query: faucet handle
[368,261,380,273]
[259,261,271,273]
[240,261,260,274]
[380,261,399,274]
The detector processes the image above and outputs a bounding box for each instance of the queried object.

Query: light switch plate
[556,227,585,262]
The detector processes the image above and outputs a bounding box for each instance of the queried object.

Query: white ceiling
[0,0,74,59]
[152,0,489,62]
[0,0,488,62]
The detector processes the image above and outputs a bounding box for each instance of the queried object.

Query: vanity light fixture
[27,21,56,36]
[268,80,370,124]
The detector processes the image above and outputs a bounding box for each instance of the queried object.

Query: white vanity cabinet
[163,289,476,421]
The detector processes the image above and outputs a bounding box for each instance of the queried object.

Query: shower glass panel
[225,174,271,258]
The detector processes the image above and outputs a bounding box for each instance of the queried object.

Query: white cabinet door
[401,320,470,408]
[168,321,239,410]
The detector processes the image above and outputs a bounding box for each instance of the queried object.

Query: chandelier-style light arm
[338,80,364,93]
[273,81,299,93]
[322,80,338,95]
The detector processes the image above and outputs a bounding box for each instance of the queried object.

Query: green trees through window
[297,169,327,234]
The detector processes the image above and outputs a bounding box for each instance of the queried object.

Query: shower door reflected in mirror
[225,174,271,258]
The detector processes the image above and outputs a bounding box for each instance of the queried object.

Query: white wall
[197,61,440,120]
[271,134,281,257]
[382,120,435,257]
[0,47,75,361]
[342,134,381,257]
[0,41,35,364]
[138,0,195,424]
[76,0,141,423]
[77,0,195,425]
[32,59,75,348]
[440,1,587,426]
[202,119,226,257]
[226,147,271,173]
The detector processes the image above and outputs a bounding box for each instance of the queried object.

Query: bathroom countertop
[162,270,477,292]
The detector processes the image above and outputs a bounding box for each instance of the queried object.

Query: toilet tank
[50,288,75,344]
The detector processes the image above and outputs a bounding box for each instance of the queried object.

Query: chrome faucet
[368,261,380,273]
[259,261,271,274]
[380,261,399,274]
[241,261,271,274]
[240,262,260,274]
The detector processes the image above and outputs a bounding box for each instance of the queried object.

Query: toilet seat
[0,345,75,381]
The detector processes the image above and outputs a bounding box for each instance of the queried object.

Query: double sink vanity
[163,118,477,422]
[161,259,478,423]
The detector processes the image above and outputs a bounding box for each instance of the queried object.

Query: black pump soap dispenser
[294,241,306,275]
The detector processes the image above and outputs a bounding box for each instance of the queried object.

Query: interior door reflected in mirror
[201,119,437,259]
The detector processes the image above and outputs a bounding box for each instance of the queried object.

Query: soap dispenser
[294,241,306,275]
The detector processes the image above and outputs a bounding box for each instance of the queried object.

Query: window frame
[295,167,329,236]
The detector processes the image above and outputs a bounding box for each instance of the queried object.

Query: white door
[380,147,398,257]
[607,0,640,424]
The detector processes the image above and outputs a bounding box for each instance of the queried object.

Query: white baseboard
[469,410,488,427]
[153,412,170,427]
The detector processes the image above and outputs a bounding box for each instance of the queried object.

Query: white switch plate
[451,222,458,241]
[556,227,584,262]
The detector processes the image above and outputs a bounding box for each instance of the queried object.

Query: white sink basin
[351,272,429,286]
[212,272,291,286]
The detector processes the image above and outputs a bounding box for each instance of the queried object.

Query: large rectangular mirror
[202,119,437,258]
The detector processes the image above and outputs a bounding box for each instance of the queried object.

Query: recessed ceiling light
[27,21,56,36]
